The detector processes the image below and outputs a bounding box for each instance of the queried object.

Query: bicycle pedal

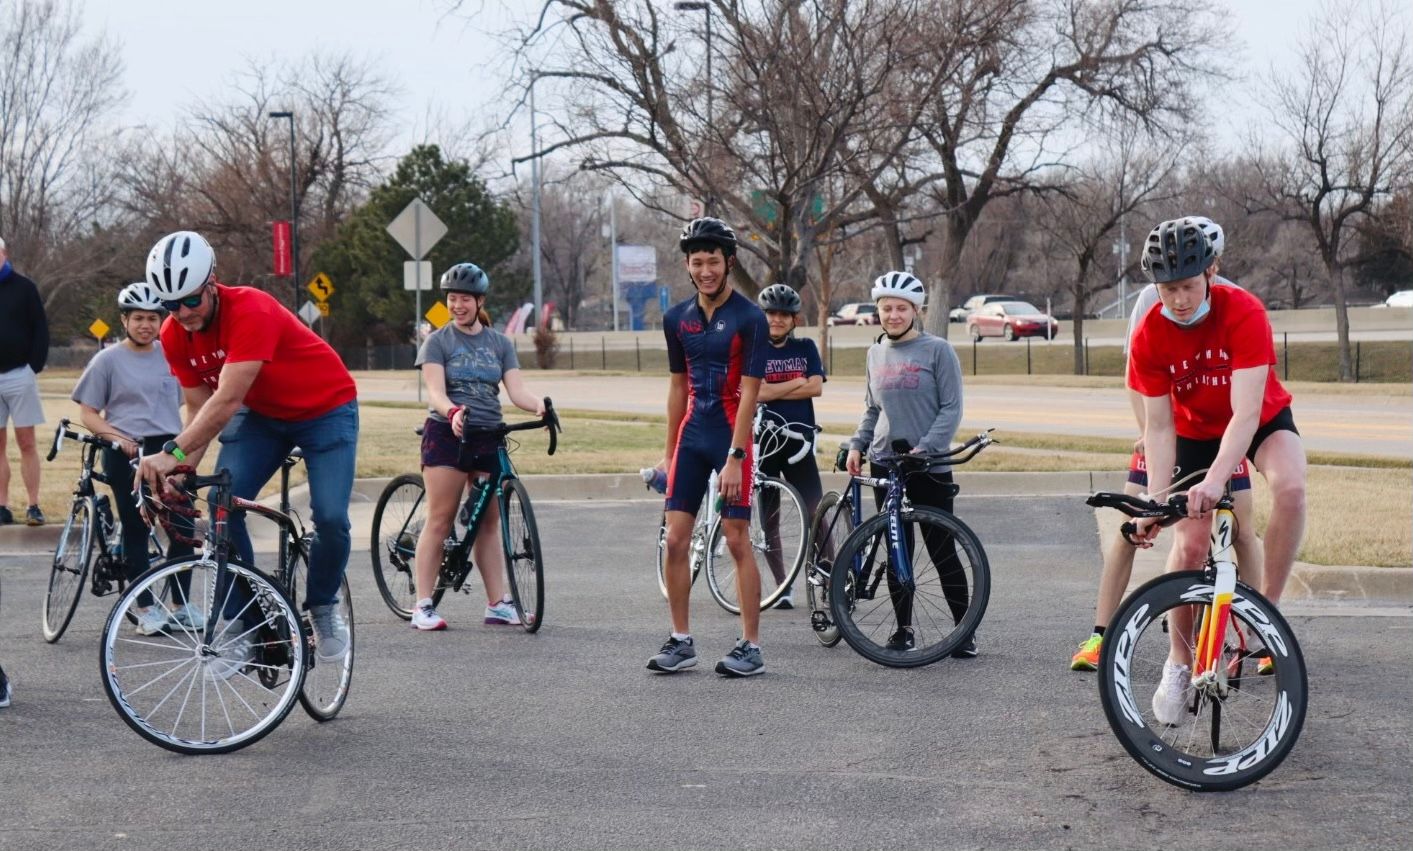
[810,611,833,633]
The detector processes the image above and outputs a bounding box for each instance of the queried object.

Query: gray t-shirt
[70,342,184,439]
[415,323,520,427]
[850,332,964,468]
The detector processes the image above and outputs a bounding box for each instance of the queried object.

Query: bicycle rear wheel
[704,477,809,614]
[1097,571,1307,792]
[100,558,306,754]
[501,478,544,633]
[43,496,95,643]
[287,545,354,722]
[807,490,854,647]
[829,506,990,668]
[370,474,441,618]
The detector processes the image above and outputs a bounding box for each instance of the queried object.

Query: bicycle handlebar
[462,397,562,456]
[47,418,124,462]
[1086,490,1216,545]
[870,428,998,470]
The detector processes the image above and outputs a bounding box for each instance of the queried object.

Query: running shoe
[310,604,350,660]
[484,599,521,625]
[410,600,447,631]
[647,635,698,673]
[1152,659,1192,726]
[885,627,915,652]
[715,640,765,677]
[134,607,171,636]
[1256,653,1275,676]
[1070,633,1103,671]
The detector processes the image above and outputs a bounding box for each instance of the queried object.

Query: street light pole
[267,111,299,310]
[675,1,713,216]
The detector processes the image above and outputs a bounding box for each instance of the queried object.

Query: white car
[1384,290,1413,308]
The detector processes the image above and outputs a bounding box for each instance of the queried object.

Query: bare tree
[915,0,1223,334]
[1034,117,1184,372]
[0,0,127,308]
[1248,0,1413,380]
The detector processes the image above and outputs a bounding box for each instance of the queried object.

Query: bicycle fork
[1191,506,1239,698]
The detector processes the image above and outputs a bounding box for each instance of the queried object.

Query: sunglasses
[161,287,206,312]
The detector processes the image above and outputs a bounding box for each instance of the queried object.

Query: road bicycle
[817,432,995,668]
[804,444,861,647]
[1085,487,1307,791]
[652,404,813,614]
[98,450,355,754]
[42,420,169,643]
[370,400,561,631]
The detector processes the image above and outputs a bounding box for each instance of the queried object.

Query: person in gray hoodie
[846,271,976,657]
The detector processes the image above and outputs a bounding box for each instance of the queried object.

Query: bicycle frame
[440,444,519,592]
[1191,498,1239,698]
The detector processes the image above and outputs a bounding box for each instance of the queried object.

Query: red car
[967,301,1059,341]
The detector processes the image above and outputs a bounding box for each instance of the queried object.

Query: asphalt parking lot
[0,496,1408,850]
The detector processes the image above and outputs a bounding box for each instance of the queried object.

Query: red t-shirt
[162,284,357,421]
[1127,285,1292,441]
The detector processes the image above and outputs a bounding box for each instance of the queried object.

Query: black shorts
[419,417,502,474]
[1174,406,1299,485]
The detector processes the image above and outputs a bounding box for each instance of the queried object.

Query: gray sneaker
[646,635,698,673]
[715,640,765,677]
[310,604,350,661]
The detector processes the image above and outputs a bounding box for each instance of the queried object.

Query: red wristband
[447,405,461,421]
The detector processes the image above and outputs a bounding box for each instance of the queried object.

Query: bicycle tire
[100,557,306,755]
[829,506,990,668]
[43,496,95,643]
[501,478,544,633]
[704,477,810,615]
[285,543,355,722]
[1097,571,1307,792]
[807,490,853,648]
[370,473,442,619]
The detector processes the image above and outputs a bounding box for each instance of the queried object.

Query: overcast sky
[101,0,1332,164]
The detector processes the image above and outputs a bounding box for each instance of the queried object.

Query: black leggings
[869,462,969,629]
[756,451,823,586]
[102,437,194,607]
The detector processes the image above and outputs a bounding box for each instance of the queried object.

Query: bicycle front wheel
[100,558,306,755]
[44,496,95,643]
[829,507,990,668]
[370,474,438,619]
[501,478,544,633]
[704,477,810,615]
[286,545,355,722]
[1097,571,1307,792]
[807,490,854,648]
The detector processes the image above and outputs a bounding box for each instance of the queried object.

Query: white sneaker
[134,607,172,636]
[170,603,206,631]
[1152,658,1193,726]
[207,624,254,682]
[484,599,521,625]
[410,599,447,631]
[774,590,795,610]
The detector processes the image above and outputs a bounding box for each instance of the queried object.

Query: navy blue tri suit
[663,289,769,520]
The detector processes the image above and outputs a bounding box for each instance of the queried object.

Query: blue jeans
[216,400,358,608]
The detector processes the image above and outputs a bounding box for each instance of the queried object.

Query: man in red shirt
[1128,217,1307,724]
[137,231,358,665]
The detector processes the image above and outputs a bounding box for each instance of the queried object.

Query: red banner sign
[272,220,292,277]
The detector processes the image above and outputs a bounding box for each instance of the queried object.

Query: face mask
[1161,297,1210,327]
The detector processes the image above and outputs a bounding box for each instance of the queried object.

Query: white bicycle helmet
[1186,215,1225,257]
[118,281,166,312]
[146,231,215,300]
[871,271,926,307]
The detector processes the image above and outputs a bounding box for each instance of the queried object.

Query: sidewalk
[3,472,1407,604]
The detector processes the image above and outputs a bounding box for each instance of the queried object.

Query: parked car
[1383,290,1413,308]
[827,302,878,326]
[950,293,1033,323]
[966,301,1060,341]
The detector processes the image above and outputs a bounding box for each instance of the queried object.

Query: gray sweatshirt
[850,332,964,467]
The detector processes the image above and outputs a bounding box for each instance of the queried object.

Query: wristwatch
[728,447,747,460]
[161,439,186,463]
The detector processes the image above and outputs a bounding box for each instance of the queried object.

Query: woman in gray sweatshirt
[845,272,976,657]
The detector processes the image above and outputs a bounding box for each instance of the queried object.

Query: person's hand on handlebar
[1131,515,1162,548]
[1184,477,1225,520]
[845,448,863,477]
[137,451,183,500]
[449,406,465,439]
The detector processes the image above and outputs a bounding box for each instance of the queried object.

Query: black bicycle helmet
[757,283,801,314]
[679,217,737,257]
[440,262,489,295]
[1141,219,1215,283]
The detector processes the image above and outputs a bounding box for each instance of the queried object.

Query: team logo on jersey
[679,319,703,335]
[715,320,725,331]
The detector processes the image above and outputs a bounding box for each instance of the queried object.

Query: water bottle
[640,467,668,494]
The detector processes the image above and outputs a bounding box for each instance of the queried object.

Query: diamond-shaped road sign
[89,318,110,340]
[298,300,321,325]
[307,272,334,301]
[387,198,448,260]
[424,301,451,329]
